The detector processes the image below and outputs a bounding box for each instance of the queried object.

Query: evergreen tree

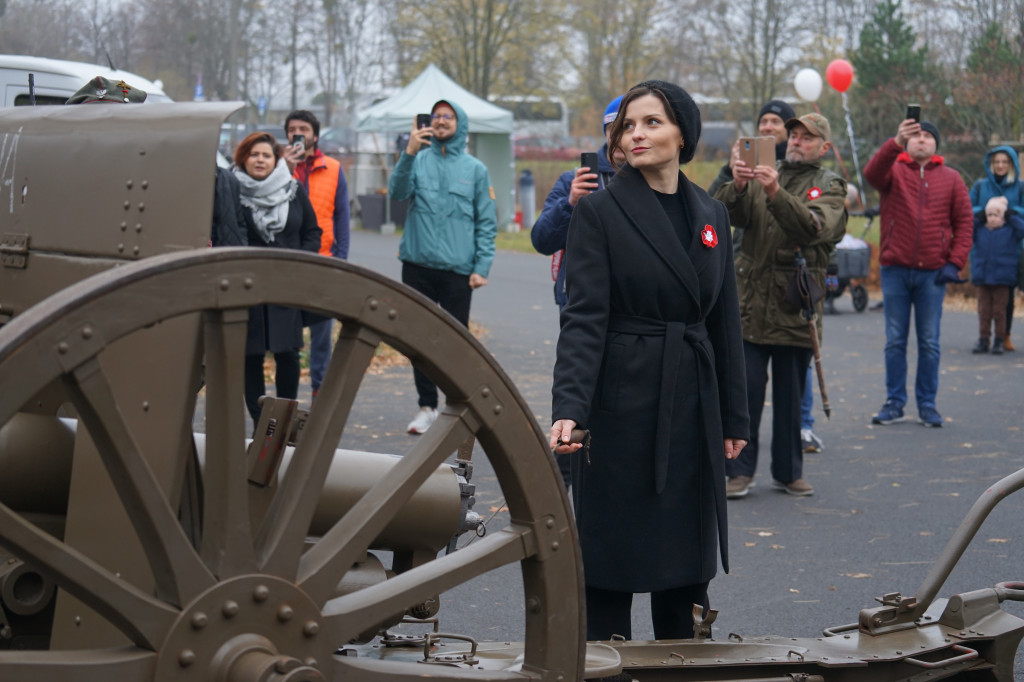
[850,0,934,152]
[955,22,1024,176]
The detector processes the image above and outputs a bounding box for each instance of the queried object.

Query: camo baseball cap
[785,113,831,142]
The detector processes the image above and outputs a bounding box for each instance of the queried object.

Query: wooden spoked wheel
[0,248,583,681]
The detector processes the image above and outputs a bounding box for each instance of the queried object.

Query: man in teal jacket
[389,99,497,434]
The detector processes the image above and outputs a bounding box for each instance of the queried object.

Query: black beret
[632,80,702,164]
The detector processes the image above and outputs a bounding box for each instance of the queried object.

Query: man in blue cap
[531,95,625,310]
[531,95,623,490]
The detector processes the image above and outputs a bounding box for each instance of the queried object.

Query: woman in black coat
[232,132,321,421]
[550,81,749,641]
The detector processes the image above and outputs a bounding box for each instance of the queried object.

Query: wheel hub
[155,575,332,681]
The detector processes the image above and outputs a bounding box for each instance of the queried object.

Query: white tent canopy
[356,64,513,134]
[355,64,515,227]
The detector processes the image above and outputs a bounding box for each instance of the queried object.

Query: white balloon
[794,68,823,102]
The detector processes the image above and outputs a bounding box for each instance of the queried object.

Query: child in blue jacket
[972,196,1024,354]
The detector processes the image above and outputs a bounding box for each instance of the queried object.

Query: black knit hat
[919,121,940,150]
[631,80,702,164]
[758,99,796,125]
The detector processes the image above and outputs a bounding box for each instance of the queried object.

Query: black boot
[972,337,989,353]
[992,338,1004,355]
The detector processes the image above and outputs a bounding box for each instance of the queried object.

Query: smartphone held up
[738,136,775,168]
[416,113,432,130]
[290,134,306,155]
[906,104,921,123]
[580,152,599,173]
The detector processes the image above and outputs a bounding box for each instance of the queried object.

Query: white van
[0,54,172,106]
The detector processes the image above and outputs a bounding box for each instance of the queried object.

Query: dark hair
[607,80,702,168]
[234,132,282,170]
[285,109,321,140]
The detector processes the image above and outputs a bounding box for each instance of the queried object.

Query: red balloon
[826,59,854,93]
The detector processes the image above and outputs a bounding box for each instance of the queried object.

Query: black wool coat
[552,164,749,592]
[244,183,322,355]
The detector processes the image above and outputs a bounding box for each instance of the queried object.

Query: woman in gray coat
[550,81,749,641]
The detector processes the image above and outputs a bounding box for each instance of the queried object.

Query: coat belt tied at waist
[606,315,712,494]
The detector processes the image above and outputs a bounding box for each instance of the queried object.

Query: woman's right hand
[549,419,582,454]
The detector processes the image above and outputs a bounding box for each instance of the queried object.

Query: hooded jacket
[531,144,616,306]
[389,100,497,277]
[864,138,973,271]
[969,145,1024,218]
[968,145,1024,282]
[715,159,847,347]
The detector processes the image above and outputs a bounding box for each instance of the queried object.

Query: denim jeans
[727,341,812,483]
[801,365,815,430]
[880,265,945,410]
[308,318,334,392]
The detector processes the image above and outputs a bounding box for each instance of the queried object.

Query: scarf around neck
[233,159,298,244]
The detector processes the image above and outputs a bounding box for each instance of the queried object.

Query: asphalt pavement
[337,228,1023,671]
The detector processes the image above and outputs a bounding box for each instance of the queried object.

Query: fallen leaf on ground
[788,588,799,593]
[987,538,1010,543]
[844,572,872,578]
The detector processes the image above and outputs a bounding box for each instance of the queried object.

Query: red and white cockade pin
[807,187,822,200]
[701,224,718,248]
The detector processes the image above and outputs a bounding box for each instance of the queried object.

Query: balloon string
[813,98,865,211]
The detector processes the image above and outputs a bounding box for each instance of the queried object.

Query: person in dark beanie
[708,98,796,201]
[550,80,749,641]
[864,116,972,428]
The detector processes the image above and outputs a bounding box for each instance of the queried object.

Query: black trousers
[244,351,300,421]
[726,341,812,484]
[585,583,710,641]
[401,262,473,409]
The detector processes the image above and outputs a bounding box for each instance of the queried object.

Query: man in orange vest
[283,110,350,399]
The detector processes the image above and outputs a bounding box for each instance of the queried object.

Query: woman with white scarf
[233,132,321,421]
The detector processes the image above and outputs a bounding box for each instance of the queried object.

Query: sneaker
[918,406,943,428]
[726,475,755,499]
[407,407,438,434]
[801,429,823,453]
[772,478,814,496]
[871,402,905,425]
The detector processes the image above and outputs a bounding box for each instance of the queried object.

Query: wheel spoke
[298,406,476,605]
[256,323,379,579]
[323,526,531,646]
[0,504,177,649]
[0,649,157,680]
[199,308,258,578]
[63,358,215,606]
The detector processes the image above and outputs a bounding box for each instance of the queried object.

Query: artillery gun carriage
[0,103,1021,681]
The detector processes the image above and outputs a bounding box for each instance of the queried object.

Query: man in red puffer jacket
[864,118,973,428]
